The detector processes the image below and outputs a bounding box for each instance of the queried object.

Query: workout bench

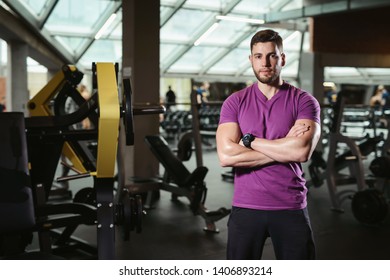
[144,135,230,233]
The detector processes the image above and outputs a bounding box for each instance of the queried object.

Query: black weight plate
[351,189,388,225]
[73,187,96,206]
[369,156,390,178]
[177,132,193,161]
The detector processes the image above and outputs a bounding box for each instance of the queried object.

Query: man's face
[249,41,285,85]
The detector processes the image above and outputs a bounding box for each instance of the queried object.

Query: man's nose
[261,56,270,66]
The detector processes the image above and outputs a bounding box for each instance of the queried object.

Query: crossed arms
[216,119,321,168]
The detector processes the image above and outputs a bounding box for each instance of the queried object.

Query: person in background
[196,81,210,106]
[370,85,390,127]
[325,84,338,105]
[165,85,176,111]
[216,29,321,260]
[381,86,390,110]
[370,85,386,109]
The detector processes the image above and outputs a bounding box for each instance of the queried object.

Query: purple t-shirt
[219,82,321,210]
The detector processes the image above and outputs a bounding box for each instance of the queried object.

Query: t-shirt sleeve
[219,94,239,124]
[298,93,321,124]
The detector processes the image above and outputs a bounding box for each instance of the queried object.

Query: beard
[253,67,280,85]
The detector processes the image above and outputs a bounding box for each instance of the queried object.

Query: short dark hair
[250,29,283,53]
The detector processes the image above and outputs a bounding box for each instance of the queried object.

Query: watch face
[243,133,254,147]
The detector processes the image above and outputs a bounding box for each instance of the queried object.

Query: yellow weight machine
[25,63,163,259]
[28,64,93,175]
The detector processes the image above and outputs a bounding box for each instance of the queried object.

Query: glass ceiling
[1,0,390,86]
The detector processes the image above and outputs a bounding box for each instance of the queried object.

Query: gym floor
[27,139,390,260]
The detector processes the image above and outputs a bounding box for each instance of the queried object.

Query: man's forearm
[250,121,320,163]
[218,142,274,168]
[251,136,311,163]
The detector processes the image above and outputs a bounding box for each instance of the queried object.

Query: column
[119,0,160,184]
[8,41,28,114]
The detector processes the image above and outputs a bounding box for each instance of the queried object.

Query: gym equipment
[144,135,230,233]
[159,96,228,181]
[24,63,164,259]
[351,188,388,225]
[327,94,377,211]
[175,131,194,162]
[0,112,64,259]
[307,150,327,188]
[160,110,188,140]
[350,117,390,225]
[28,65,98,177]
[221,167,235,182]
[160,104,221,142]
[0,112,35,258]
[307,135,382,188]
[309,92,389,225]
[369,156,390,179]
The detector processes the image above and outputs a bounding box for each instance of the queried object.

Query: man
[216,29,321,260]
[165,85,176,110]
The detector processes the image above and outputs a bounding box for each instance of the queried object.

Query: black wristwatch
[242,133,255,148]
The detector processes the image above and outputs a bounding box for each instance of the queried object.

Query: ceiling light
[194,23,219,46]
[323,82,336,88]
[283,31,300,44]
[95,13,117,40]
[215,15,265,25]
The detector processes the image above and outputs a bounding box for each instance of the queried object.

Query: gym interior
[1,0,390,260]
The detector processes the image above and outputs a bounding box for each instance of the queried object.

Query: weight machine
[130,90,230,233]
[24,63,163,259]
[144,135,230,233]
[308,92,389,225]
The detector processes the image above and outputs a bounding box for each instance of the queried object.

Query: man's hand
[286,123,310,138]
[238,123,309,147]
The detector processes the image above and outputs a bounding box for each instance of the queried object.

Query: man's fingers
[287,124,310,137]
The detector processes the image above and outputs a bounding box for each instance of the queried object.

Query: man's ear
[281,53,286,67]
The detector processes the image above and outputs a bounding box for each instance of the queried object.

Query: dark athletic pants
[227,206,316,260]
